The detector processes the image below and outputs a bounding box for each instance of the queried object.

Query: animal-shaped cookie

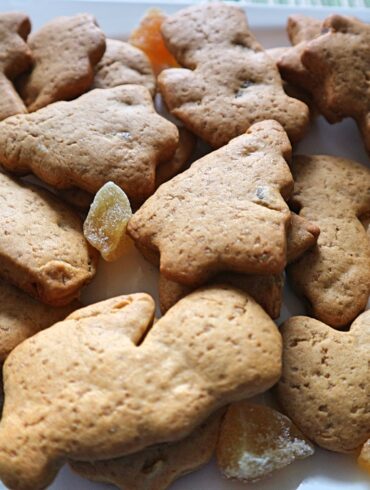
[0,172,97,306]
[18,13,105,111]
[277,311,370,452]
[288,154,370,328]
[0,85,179,205]
[92,38,155,95]
[0,12,32,120]
[158,3,309,148]
[128,120,294,286]
[71,411,222,490]
[0,287,282,489]
[301,15,370,151]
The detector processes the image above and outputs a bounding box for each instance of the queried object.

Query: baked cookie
[288,154,370,328]
[0,278,79,361]
[277,312,370,453]
[18,13,105,111]
[71,411,222,490]
[128,120,293,286]
[0,171,97,306]
[92,38,155,96]
[0,85,179,205]
[217,402,314,482]
[0,287,282,489]
[159,213,320,316]
[301,15,370,151]
[158,3,309,147]
[358,440,370,474]
[0,12,32,120]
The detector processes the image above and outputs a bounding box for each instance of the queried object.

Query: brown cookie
[17,13,105,111]
[92,38,155,96]
[71,411,222,490]
[358,439,370,474]
[217,402,314,482]
[0,278,80,362]
[0,286,281,489]
[277,312,370,453]
[288,154,370,328]
[0,171,97,306]
[159,213,320,316]
[0,85,179,205]
[0,12,32,120]
[158,3,309,148]
[301,15,370,151]
[128,120,293,286]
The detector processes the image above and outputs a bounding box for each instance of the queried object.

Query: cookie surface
[0,172,97,306]
[288,154,370,328]
[18,13,105,111]
[0,287,281,489]
[158,3,309,147]
[0,85,179,205]
[277,312,370,453]
[128,120,293,286]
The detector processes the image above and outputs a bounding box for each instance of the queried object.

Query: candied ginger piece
[358,440,370,475]
[83,182,132,262]
[217,401,314,482]
[129,9,179,76]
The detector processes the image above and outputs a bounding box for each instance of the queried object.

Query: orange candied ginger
[358,440,370,475]
[129,9,179,76]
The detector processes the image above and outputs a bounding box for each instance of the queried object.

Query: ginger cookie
[0,286,281,489]
[277,311,370,453]
[158,3,309,147]
[18,13,105,111]
[288,154,370,328]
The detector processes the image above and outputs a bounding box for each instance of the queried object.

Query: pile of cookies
[0,4,368,490]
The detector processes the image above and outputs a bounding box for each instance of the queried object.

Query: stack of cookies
[0,4,368,490]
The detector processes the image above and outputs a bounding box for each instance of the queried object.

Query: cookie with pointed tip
[0,85,179,205]
[358,440,370,474]
[158,3,309,148]
[0,286,281,490]
[71,411,222,490]
[18,13,105,111]
[0,171,97,306]
[92,38,155,96]
[158,213,319,316]
[277,311,370,453]
[301,15,370,151]
[0,12,32,120]
[288,154,370,328]
[128,120,293,286]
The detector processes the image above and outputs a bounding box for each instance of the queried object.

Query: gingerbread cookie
[0,171,97,306]
[158,3,309,148]
[159,213,320,316]
[217,402,314,482]
[0,287,281,489]
[301,15,370,151]
[18,13,105,111]
[128,120,293,286]
[277,311,370,453]
[0,85,179,205]
[71,411,222,490]
[0,278,79,361]
[0,12,32,120]
[288,154,370,328]
[92,38,155,95]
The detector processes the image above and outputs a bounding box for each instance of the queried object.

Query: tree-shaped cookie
[0,287,282,489]
[288,154,370,328]
[301,15,370,151]
[0,12,32,120]
[0,85,179,205]
[18,13,105,111]
[128,120,294,286]
[158,3,309,148]
[277,311,370,452]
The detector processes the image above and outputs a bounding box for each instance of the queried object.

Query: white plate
[1,2,369,490]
